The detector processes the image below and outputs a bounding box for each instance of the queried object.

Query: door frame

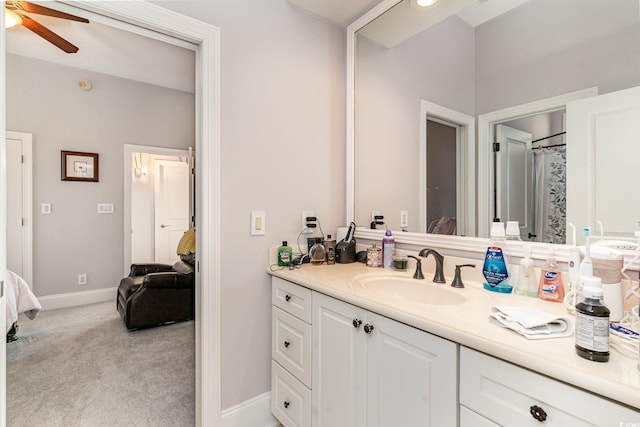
[477,87,598,238]
[2,2,221,426]
[420,100,475,236]
[6,131,33,286]
[124,144,191,275]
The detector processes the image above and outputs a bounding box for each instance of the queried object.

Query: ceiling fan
[5,1,89,54]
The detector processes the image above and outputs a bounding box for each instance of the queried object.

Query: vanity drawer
[272,360,311,427]
[273,306,312,387]
[272,277,312,323]
[460,347,639,427]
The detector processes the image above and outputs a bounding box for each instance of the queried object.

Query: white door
[495,124,533,239]
[154,160,190,265]
[5,132,32,285]
[312,293,367,427]
[366,312,458,427]
[566,85,640,244]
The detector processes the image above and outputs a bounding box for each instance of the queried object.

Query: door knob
[284,341,290,348]
[160,224,169,228]
[285,294,291,302]
[530,405,547,422]
[353,318,362,329]
[364,324,375,334]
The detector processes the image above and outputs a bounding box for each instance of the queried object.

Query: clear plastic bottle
[309,238,326,265]
[515,243,537,297]
[324,234,336,265]
[575,276,610,362]
[277,241,293,267]
[382,230,395,269]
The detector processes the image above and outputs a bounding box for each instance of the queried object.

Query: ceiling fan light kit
[5,1,89,53]
[5,9,22,28]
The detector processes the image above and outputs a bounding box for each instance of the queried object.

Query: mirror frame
[346,0,489,253]
[345,0,640,267]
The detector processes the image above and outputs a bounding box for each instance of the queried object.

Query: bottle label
[540,270,562,300]
[575,311,609,352]
[483,246,509,286]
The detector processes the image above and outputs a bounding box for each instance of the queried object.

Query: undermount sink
[354,275,466,305]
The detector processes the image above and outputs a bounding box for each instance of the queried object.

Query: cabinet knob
[352,318,363,329]
[283,401,290,409]
[284,340,290,348]
[285,294,291,302]
[530,405,548,422]
[364,324,375,334]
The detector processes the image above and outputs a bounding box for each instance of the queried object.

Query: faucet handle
[407,255,424,280]
[451,264,476,288]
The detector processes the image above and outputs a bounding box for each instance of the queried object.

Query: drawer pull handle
[364,324,375,334]
[530,405,547,422]
[285,294,291,302]
[284,341,290,348]
[283,401,290,409]
[353,318,362,329]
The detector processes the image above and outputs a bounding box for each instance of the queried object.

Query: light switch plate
[41,203,51,214]
[251,211,266,236]
[400,210,408,228]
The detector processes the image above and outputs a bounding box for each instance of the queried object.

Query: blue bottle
[482,222,513,293]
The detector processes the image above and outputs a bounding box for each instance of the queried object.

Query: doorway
[425,118,458,233]
[420,100,475,236]
[124,145,194,272]
[1,2,221,425]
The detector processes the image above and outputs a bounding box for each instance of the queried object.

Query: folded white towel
[490,306,573,340]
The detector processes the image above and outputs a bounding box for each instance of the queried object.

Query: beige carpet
[6,301,195,427]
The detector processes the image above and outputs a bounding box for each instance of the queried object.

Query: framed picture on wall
[61,151,99,182]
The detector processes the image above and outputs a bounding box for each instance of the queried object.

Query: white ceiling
[287,0,532,47]
[5,2,196,93]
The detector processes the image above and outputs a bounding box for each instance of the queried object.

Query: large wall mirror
[349,0,640,245]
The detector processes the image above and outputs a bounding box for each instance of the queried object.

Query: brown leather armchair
[117,260,194,330]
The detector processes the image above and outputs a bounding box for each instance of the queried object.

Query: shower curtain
[534,147,566,244]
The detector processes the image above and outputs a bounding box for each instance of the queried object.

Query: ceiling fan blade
[20,15,80,54]
[16,1,89,23]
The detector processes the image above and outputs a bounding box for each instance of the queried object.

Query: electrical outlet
[78,274,87,285]
[301,211,314,233]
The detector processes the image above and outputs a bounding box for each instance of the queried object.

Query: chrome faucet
[418,248,446,283]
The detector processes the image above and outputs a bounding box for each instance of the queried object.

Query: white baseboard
[221,391,279,427]
[38,287,116,311]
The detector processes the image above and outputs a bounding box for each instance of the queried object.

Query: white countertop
[268,262,640,410]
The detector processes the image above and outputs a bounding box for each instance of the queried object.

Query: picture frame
[61,151,99,182]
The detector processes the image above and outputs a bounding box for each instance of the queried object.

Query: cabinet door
[312,292,367,427]
[366,312,458,427]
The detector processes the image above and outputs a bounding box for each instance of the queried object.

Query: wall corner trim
[220,391,279,427]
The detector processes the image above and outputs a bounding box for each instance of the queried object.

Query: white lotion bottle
[516,243,537,297]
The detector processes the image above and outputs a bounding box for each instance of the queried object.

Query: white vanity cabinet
[312,291,458,427]
[460,347,640,427]
[271,277,313,427]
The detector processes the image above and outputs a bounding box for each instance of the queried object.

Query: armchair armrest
[129,263,174,277]
[143,272,193,290]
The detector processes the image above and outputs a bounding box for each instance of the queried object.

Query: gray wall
[6,54,195,296]
[153,0,346,409]
[355,16,475,231]
[475,0,640,114]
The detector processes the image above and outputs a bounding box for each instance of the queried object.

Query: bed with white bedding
[5,270,41,339]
